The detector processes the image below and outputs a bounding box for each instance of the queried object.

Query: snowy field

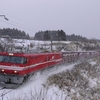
[0,38,100,100]
[0,38,72,53]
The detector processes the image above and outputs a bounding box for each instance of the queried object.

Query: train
[0,51,99,86]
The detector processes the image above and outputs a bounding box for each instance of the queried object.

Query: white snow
[0,38,100,100]
[0,63,76,100]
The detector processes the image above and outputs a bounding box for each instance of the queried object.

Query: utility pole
[0,15,9,21]
[51,38,53,51]
[50,32,53,51]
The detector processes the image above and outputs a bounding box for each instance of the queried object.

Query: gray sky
[0,0,100,39]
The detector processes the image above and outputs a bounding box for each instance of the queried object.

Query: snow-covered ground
[0,38,100,100]
[0,63,77,100]
[0,38,72,53]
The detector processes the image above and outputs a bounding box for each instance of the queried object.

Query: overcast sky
[0,0,100,39]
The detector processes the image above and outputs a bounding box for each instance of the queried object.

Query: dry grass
[46,57,100,100]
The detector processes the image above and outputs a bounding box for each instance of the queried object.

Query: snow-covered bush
[46,57,100,100]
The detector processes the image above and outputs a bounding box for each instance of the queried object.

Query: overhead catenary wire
[0,19,41,36]
[0,11,43,31]
[0,11,46,37]
[0,19,37,32]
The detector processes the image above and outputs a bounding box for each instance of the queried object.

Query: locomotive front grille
[0,74,24,84]
[5,78,11,84]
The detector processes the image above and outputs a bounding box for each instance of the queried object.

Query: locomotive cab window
[0,55,27,64]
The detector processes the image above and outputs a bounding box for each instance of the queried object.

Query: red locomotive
[0,52,63,84]
[0,50,99,86]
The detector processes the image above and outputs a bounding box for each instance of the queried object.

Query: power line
[0,11,43,30]
[0,19,37,35]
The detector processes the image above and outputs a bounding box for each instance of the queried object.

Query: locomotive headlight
[14,70,17,73]
[9,53,13,56]
[2,69,4,72]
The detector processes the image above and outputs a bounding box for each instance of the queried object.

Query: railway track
[0,84,20,99]
[0,89,13,98]
[0,86,13,100]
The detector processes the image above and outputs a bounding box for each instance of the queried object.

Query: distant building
[1,35,12,41]
[34,30,67,41]
[1,35,10,38]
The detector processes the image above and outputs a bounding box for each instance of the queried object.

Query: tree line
[0,28,99,43]
[0,28,30,39]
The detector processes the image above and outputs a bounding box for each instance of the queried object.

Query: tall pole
[51,38,52,51]
[50,32,53,51]
[0,15,9,21]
